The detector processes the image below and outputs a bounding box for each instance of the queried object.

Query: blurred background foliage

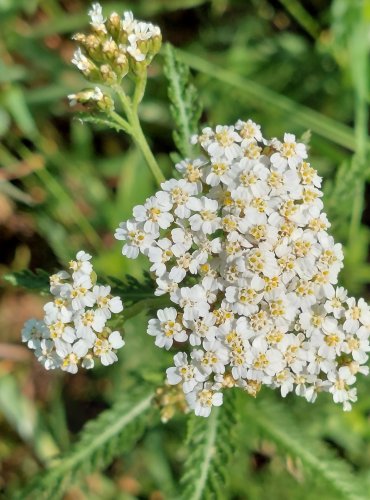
[0,0,369,498]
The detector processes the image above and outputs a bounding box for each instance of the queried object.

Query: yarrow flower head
[22,251,124,373]
[69,3,161,100]
[115,119,370,416]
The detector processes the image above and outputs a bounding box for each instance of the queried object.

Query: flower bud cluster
[71,3,162,88]
[68,87,114,112]
[115,120,370,417]
[22,251,124,373]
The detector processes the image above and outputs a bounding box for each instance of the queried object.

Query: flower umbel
[70,3,162,94]
[22,251,124,373]
[116,120,370,416]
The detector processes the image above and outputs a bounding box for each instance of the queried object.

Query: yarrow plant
[13,3,370,499]
[22,251,124,373]
[115,122,370,416]
[19,3,370,417]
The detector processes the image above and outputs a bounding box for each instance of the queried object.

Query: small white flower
[71,48,93,73]
[121,11,136,34]
[171,227,193,256]
[21,319,48,349]
[192,340,229,376]
[115,220,157,258]
[343,297,370,333]
[328,370,357,411]
[127,42,146,62]
[88,3,106,28]
[161,179,198,218]
[133,192,173,233]
[171,285,210,321]
[235,119,263,142]
[55,341,79,374]
[34,339,61,370]
[225,277,264,316]
[186,382,223,417]
[270,133,307,170]
[324,286,347,318]
[49,271,70,295]
[166,352,205,393]
[175,158,206,184]
[148,238,174,277]
[207,125,242,160]
[147,308,187,350]
[188,196,221,234]
[183,314,218,346]
[92,285,123,318]
[94,331,125,366]
[74,309,105,338]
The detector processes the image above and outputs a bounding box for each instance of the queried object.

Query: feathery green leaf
[18,388,155,500]
[164,43,202,158]
[244,398,368,500]
[107,271,155,305]
[179,392,238,500]
[3,268,50,294]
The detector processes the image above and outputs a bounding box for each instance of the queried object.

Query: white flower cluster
[22,251,124,374]
[115,120,370,417]
[71,3,161,86]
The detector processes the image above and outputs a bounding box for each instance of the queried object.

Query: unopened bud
[114,53,129,79]
[102,38,119,61]
[84,34,102,59]
[72,33,87,44]
[128,57,147,78]
[106,12,121,39]
[96,93,114,112]
[136,38,150,56]
[151,33,162,56]
[100,64,117,84]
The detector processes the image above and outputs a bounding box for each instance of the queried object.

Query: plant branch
[113,84,165,186]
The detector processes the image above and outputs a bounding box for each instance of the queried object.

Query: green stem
[130,113,166,186]
[109,111,132,134]
[114,84,165,186]
[115,85,133,118]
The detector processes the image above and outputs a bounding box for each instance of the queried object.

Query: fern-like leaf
[179,392,238,500]
[107,271,155,305]
[3,268,50,294]
[244,398,368,500]
[164,43,202,158]
[324,159,359,239]
[18,388,155,500]
[4,269,155,306]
